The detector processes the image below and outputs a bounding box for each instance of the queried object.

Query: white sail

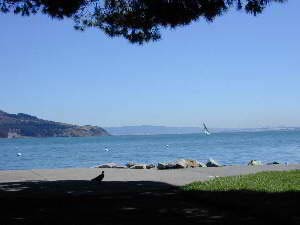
[203,123,211,135]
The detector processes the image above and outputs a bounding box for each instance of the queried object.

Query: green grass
[182,170,300,193]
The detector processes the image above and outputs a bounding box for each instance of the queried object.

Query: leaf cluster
[0,0,286,44]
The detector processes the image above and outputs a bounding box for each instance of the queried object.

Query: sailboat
[203,123,211,135]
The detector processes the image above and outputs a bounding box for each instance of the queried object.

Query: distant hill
[0,110,110,138]
[105,125,300,136]
[105,125,202,135]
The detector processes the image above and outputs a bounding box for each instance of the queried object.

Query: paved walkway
[1,164,299,186]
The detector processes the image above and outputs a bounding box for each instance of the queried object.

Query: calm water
[0,131,300,170]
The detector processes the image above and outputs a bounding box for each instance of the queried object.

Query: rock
[157,163,168,170]
[157,162,180,170]
[146,164,155,169]
[97,163,118,168]
[130,164,147,169]
[184,159,200,168]
[97,163,127,168]
[198,162,207,167]
[164,159,187,169]
[172,159,201,168]
[157,159,200,170]
[266,161,280,165]
[174,159,187,168]
[113,165,127,169]
[248,160,262,166]
[126,162,136,168]
[206,158,221,167]
[126,162,151,169]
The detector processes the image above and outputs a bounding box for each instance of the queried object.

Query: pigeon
[91,171,104,183]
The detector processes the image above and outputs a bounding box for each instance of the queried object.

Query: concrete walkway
[1,164,299,186]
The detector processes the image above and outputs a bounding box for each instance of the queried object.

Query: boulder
[198,162,207,167]
[126,162,136,168]
[97,163,118,168]
[146,164,156,169]
[174,159,187,168]
[184,159,200,168]
[130,164,147,169]
[157,163,168,170]
[112,165,127,169]
[248,160,262,166]
[157,162,180,170]
[97,163,127,168]
[266,161,280,165]
[172,159,203,168]
[126,162,152,169]
[157,159,201,170]
[206,158,221,167]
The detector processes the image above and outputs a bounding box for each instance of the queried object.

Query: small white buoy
[17,153,22,156]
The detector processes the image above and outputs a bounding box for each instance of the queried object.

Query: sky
[0,1,300,128]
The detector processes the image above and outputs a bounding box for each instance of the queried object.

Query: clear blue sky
[0,1,299,128]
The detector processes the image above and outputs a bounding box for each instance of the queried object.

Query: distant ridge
[105,125,201,135]
[105,125,300,136]
[0,110,110,138]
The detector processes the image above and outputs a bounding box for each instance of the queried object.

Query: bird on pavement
[91,171,104,183]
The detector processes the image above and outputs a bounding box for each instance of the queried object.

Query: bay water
[0,131,300,170]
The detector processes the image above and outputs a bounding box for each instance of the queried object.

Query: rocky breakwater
[95,158,284,170]
[96,162,155,169]
[96,158,224,170]
[157,158,222,169]
[96,163,127,168]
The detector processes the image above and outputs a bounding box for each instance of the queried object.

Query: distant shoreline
[105,126,300,136]
[1,128,299,138]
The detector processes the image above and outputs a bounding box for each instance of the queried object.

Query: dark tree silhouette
[0,0,286,44]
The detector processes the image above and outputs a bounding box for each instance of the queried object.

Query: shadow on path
[0,180,299,225]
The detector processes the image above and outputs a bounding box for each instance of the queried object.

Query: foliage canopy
[0,0,286,44]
